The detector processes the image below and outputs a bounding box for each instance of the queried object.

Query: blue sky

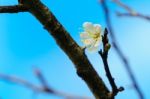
[0,0,150,99]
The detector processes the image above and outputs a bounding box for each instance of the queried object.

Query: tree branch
[112,0,150,21]
[100,0,144,99]
[0,68,92,99]
[0,5,28,13]
[0,73,42,91]
[22,0,110,98]
[0,0,111,98]
[99,29,124,99]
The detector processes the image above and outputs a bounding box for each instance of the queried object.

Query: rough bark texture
[21,0,110,98]
[0,5,27,13]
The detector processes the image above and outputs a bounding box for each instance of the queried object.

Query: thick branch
[18,0,110,98]
[0,5,28,13]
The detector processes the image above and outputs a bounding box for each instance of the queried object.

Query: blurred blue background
[0,0,150,99]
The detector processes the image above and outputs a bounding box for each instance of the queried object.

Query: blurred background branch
[100,0,144,99]
[0,68,92,99]
[112,0,150,21]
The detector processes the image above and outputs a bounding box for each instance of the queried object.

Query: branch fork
[99,28,124,98]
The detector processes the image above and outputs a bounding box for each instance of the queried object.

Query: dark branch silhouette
[99,29,124,99]
[100,0,144,99]
[0,5,27,13]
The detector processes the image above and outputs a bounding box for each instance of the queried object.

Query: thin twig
[33,68,55,95]
[34,68,48,87]
[0,5,28,13]
[100,0,144,99]
[112,0,133,12]
[33,68,92,99]
[116,12,150,21]
[99,29,124,99]
[0,68,92,99]
[112,0,150,21]
[0,73,43,92]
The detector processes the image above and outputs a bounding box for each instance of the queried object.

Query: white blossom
[80,22,102,52]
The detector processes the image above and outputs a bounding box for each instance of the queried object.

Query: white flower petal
[83,22,92,28]
[94,24,101,34]
[82,38,94,47]
[83,22,94,33]
[80,22,102,52]
[94,37,101,47]
[80,32,90,39]
[87,46,99,52]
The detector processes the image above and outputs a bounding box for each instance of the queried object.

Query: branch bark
[0,0,111,98]
[0,5,27,13]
